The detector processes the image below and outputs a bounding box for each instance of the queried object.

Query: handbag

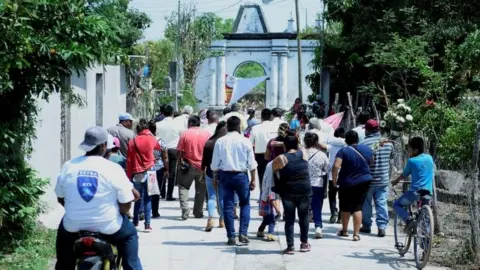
[258,200,272,217]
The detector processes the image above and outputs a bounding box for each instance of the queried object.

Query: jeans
[205,175,218,218]
[220,171,250,238]
[55,215,142,270]
[393,190,419,222]
[217,184,239,220]
[259,210,276,234]
[151,169,164,216]
[362,185,389,230]
[133,181,151,226]
[311,186,326,228]
[282,195,311,247]
[328,181,339,215]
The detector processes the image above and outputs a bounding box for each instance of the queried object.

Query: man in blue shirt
[392,137,434,232]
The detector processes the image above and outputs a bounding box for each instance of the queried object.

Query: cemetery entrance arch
[194,3,323,110]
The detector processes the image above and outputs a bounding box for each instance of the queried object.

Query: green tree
[133,40,175,90]
[0,0,149,251]
[164,4,234,85]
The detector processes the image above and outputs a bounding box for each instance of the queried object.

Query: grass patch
[0,227,56,270]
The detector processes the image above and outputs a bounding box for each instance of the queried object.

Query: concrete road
[136,188,447,270]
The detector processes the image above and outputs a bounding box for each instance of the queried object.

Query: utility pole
[174,0,181,111]
[318,1,326,101]
[295,0,303,101]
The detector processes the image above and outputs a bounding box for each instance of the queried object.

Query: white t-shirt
[352,125,366,143]
[55,156,134,235]
[250,121,277,153]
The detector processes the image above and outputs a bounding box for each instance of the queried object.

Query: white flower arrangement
[383,99,414,134]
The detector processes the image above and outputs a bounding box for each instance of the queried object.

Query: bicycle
[392,182,435,269]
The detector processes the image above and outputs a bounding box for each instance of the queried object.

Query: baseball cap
[113,137,120,148]
[106,134,115,150]
[79,126,109,152]
[119,113,134,121]
[365,119,379,131]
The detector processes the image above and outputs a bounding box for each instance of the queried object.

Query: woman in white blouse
[303,132,330,239]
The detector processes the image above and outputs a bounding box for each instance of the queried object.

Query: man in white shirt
[223,103,248,132]
[271,107,287,128]
[55,126,141,270]
[211,116,258,246]
[249,109,276,191]
[203,111,219,136]
[352,111,370,143]
[156,105,180,200]
[174,105,194,132]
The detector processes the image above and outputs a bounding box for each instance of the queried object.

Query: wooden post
[469,123,480,264]
[347,92,356,129]
[333,93,339,113]
[372,104,380,123]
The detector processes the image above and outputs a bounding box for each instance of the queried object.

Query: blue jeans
[205,175,218,218]
[393,190,419,222]
[220,171,250,238]
[311,186,326,228]
[216,181,239,220]
[133,181,152,226]
[55,215,142,270]
[362,185,389,230]
[259,210,276,234]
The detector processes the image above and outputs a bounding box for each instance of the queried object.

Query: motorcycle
[74,231,122,270]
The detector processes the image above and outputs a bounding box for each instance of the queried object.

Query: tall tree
[164,3,234,85]
[0,0,149,251]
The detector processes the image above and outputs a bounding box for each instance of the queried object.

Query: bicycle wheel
[393,211,412,256]
[414,205,434,269]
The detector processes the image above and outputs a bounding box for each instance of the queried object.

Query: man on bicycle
[391,137,434,233]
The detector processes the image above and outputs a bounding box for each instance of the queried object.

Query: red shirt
[126,129,161,179]
[177,127,210,170]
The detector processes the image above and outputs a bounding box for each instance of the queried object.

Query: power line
[214,0,242,12]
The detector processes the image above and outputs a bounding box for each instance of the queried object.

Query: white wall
[31,65,127,228]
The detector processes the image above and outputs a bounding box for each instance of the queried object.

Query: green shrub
[437,101,480,170]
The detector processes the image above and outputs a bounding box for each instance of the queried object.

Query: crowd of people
[53,99,435,269]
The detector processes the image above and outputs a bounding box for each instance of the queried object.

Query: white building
[30,65,127,226]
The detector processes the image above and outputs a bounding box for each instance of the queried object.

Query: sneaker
[227,238,236,246]
[152,214,161,219]
[359,227,371,234]
[314,227,323,239]
[238,235,250,245]
[181,209,190,220]
[166,197,176,201]
[282,246,295,255]
[144,225,152,233]
[266,234,276,242]
[403,218,416,234]
[329,214,338,224]
[219,220,225,228]
[378,229,386,237]
[299,242,311,252]
[257,231,265,238]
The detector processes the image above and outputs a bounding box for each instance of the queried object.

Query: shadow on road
[344,248,417,270]
[161,225,204,231]
[162,240,227,246]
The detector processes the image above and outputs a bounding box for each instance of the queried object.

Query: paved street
[137,188,446,270]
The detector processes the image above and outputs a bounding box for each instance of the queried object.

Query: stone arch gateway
[194,3,329,110]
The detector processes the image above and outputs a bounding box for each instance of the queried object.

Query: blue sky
[130,0,324,40]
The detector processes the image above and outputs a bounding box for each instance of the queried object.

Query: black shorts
[339,181,371,214]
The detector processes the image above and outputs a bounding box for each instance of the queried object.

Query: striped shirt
[361,133,394,186]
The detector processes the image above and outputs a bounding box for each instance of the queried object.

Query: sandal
[337,230,349,237]
[353,235,361,241]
